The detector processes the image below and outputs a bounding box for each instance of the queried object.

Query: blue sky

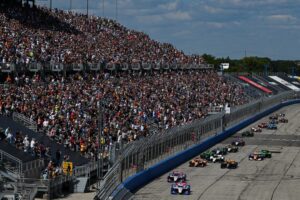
[36,0,300,60]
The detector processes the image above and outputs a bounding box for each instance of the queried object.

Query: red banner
[239,76,272,94]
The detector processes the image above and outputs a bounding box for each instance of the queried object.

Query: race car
[260,149,272,158]
[200,151,214,160]
[220,159,238,169]
[269,114,278,120]
[225,145,238,153]
[212,147,228,155]
[241,131,254,137]
[258,122,268,128]
[231,138,245,146]
[207,154,225,163]
[279,118,288,123]
[251,127,262,132]
[269,119,278,124]
[267,123,277,130]
[167,171,187,182]
[189,157,207,167]
[248,152,264,161]
[170,180,191,195]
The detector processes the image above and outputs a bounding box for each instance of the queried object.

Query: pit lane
[132,104,300,200]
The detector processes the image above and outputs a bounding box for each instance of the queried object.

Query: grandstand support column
[49,0,52,10]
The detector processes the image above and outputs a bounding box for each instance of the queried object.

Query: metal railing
[12,112,38,132]
[95,90,300,200]
[0,149,23,177]
[0,62,214,73]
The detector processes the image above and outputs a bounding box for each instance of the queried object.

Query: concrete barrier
[111,99,300,197]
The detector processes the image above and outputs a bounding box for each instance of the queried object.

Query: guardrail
[94,90,300,200]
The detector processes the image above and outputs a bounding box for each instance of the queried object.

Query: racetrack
[133,104,300,200]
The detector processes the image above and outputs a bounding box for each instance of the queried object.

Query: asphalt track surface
[133,104,300,200]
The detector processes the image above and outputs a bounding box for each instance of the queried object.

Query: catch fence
[96,90,300,200]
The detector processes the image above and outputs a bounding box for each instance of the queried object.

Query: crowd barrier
[109,98,300,198]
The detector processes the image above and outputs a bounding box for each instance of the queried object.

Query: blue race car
[267,123,277,129]
[171,180,191,195]
[167,171,187,182]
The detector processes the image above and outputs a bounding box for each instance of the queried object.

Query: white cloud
[172,30,191,37]
[212,0,288,7]
[203,5,224,14]
[206,22,226,28]
[269,24,300,30]
[159,1,179,11]
[165,11,191,20]
[267,14,297,22]
[137,10,191,24]
[137,14,164,24]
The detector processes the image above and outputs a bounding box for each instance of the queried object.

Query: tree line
[202,54,299,75]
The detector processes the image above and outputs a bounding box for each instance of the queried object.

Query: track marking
[270,148,300,200]
[236,147,276,200]
[196,146,258,200]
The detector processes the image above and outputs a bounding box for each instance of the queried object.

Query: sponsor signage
[62,161,73,175]
[269,82,278,85]
[269,76,300,91]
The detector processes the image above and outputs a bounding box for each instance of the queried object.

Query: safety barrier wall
[113,99,300,196]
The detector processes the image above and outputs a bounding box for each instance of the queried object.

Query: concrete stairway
[74,177,88,193]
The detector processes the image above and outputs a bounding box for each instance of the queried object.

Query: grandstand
[1,1,300,200]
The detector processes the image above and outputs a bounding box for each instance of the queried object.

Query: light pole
[102,0,105,17]
[86,0,89,17]
[69,0,72,11]
[115,0,118,20]
[49,0,52,10]
[264,64,269,76]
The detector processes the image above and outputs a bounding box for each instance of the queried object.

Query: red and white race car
[167,171,187,182]
[251,127,262,132]
[258,122,268,128]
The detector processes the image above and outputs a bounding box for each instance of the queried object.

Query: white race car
[167,171,186,182]
[171,181,191,195]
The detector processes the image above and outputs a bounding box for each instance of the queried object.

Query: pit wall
[110,99,300,198]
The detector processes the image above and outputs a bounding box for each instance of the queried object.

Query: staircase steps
[74,177,88,193]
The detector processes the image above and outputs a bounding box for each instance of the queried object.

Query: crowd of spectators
[0,71,251,160]
[0,3,253,162]
[0,126,51,158]
[0,126,69,179]
[0,3,204,67]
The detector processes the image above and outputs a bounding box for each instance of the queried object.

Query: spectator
[55,149,61,165]
[0,4,205,68]
[6,130,14,144]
